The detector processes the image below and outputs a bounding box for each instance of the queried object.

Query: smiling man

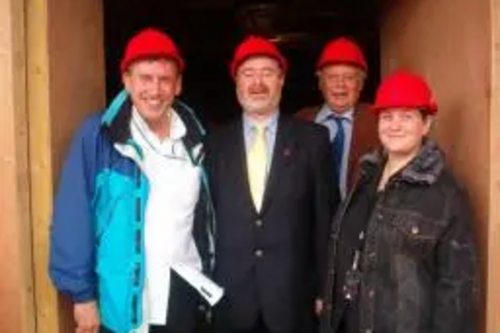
[297,37,378,199]
[207,36,339,333]
[49,28,215,333]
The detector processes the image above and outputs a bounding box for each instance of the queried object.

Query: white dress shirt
[315,104,354,198]
[130,107,202,330]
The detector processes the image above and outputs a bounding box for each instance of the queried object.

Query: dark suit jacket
[207,114,340,332]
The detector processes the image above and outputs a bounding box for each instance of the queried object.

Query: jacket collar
[100,90,206,165]
[315,103,355,124]
[359,138,446,186]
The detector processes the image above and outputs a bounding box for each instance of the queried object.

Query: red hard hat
[316,37,367,72]
[230,36,288,77]
[372,70,438,114]
[120,28,185,73]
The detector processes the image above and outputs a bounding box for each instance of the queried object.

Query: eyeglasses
[237,68,281,80]
[323,73,360,85]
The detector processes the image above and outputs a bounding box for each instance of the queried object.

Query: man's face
[378,107,431,159]
[235,56,284,118]
[122,58,181,127]
[318,64,365,114]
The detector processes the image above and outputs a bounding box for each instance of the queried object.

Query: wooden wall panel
[381,0,490,331]
[488,0,500,330]
[0,0,35,332]
[28,0,105,332]
[26,0,59,330]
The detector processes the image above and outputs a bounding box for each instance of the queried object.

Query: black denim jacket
[320,139,479,333]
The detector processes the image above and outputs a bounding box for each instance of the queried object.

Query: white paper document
[171,263,224,306]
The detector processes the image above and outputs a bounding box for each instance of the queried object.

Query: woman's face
[378,107,432,159]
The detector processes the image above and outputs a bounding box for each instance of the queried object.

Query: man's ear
[175,74,183,96]
[316,71,324,91]
[357,69,367,92]
[122,71,131,92]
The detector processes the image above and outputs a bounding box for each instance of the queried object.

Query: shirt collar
[316,104,355,123]
[243,110,279,135]
[131,106,187,144]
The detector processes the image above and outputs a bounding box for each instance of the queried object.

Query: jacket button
[377,213,383,220]
[256,219,263,227]
[368,289,375,298]
[255,249,264,257]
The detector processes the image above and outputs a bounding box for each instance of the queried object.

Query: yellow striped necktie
[247,124,268,211]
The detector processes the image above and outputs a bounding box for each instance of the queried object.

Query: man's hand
[315,298,324,316]
[74,300,100,333]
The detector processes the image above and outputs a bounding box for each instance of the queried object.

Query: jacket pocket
[388,211,442,258]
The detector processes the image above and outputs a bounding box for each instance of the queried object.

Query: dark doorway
[103,0,381,123]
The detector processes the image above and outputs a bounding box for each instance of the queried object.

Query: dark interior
[103,0,382,123]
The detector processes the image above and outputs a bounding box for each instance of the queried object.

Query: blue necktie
[330,116,345,183]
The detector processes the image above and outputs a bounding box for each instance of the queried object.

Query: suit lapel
[348,103,379,190]
[348,107,362,189]
[221,119,256,214]
[260,116,294,213]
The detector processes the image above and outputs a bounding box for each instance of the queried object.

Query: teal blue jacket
[49,91,215,332]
